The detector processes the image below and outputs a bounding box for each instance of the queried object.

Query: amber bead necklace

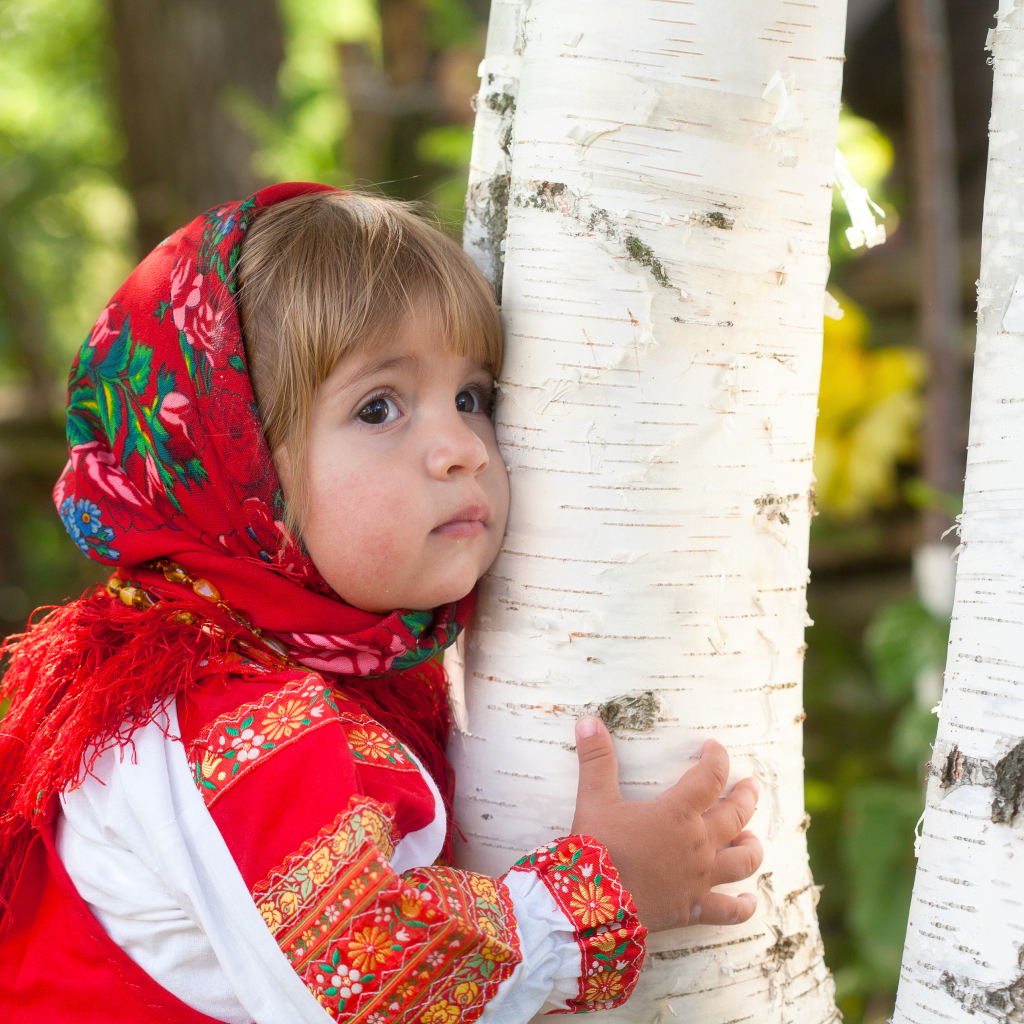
[105,558,294,666]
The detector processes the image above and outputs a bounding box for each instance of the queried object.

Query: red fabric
[171,672,527,1021]
[508,836,648,1014]
[0,182,471,913]
[176,674,437,889]
[0,808,225,1024]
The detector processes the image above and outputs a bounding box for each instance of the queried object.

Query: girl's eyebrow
[326,353,420,399]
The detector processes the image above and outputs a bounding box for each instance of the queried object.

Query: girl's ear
[273,445,293,497]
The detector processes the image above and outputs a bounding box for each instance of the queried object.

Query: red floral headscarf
[0,183,472,905]
[53,180,473,674]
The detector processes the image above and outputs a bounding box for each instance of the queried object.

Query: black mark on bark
[595,690,660,733]
[765,928,809,969]
[486,91,515,118]
[755,493,800,526]
[940,947,1024,1022]
[702,211,734,230]
[933,739,1024,825]
[466,174,510,302]
[514,181,676,290]
[623,234,671,287]
[992,740,1024,825]
[935,743,994,789]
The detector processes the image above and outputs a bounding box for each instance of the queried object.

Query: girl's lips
[432,519,487,538]
[432,505,488,538]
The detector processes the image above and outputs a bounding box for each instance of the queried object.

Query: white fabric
[58,702,584,1024]
[55,810,250,1024]
[58,701,331,1024]
[388,746,446,874]
[480,869,582,1022]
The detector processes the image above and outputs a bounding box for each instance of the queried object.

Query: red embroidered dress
[0,184,646,1023]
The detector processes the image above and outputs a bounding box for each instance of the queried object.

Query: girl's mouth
[432,504,488,537]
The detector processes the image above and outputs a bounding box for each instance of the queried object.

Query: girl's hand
[570,715,763,933]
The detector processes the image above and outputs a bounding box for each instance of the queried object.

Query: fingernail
[751,778,760,796]
[577,716,599,739]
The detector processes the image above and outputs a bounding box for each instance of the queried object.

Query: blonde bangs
[235,190,502,530]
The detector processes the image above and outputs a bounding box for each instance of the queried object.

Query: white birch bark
[454,3,846,1021]
[892,9,1024,1022]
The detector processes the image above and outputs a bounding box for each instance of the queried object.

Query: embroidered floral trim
[187,676,418,807]
[343,720,415,771]
[509,835,647,1013]
[188,673,337,806]
[251,795,521,1021]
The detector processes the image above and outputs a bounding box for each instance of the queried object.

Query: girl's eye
[357,396,399,425]
[455,389,482,414]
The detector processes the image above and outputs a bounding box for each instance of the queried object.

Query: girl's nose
[425,408,490,480]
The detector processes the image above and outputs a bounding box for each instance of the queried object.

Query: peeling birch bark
[454,3,846,1021]
[893,10,1024,1024]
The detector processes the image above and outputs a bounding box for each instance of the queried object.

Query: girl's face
[276,311,509,614]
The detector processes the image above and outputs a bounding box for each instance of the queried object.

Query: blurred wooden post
[108,0,285,256]
[338,0,434,186]
[898,0,963,544]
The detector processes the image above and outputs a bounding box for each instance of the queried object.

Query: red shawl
[0,182,473,913]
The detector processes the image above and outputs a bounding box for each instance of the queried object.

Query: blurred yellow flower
[815,292,925,518]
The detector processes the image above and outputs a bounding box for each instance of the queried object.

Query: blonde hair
[236,190,503,530]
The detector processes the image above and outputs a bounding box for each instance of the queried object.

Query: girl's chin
[345,582,477,615]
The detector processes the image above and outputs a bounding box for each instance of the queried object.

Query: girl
[0,182,762,1023]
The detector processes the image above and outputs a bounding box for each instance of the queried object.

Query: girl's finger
[689,891,758,927]
[659,739,730,818]
[572,716,622,819]
[710,832,763,886]
[702,777,759,846]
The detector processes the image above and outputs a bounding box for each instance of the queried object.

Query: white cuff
[479,868,582,1023]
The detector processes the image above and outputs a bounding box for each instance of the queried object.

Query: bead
[118,586,138,606]
[162,564,189,584]
[106,577,124,596]
[174,611,195,625]
[133,590,156,611]
[262,636,289,660]
[192,578,220,602]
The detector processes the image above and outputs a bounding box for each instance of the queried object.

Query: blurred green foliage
[235,0,378,185]
[0,0,131,624]
[806,591,948,1021]
[0,0,135,383]
[0,6,954,1024]
[809,106,947,1023]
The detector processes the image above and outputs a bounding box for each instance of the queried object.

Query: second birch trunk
[893,8,1024,1022]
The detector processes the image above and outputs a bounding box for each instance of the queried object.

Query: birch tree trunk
[893,8,1024,1022]
[454,2,846,1021]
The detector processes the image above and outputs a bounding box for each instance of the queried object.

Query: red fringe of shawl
[0,587,458,920]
